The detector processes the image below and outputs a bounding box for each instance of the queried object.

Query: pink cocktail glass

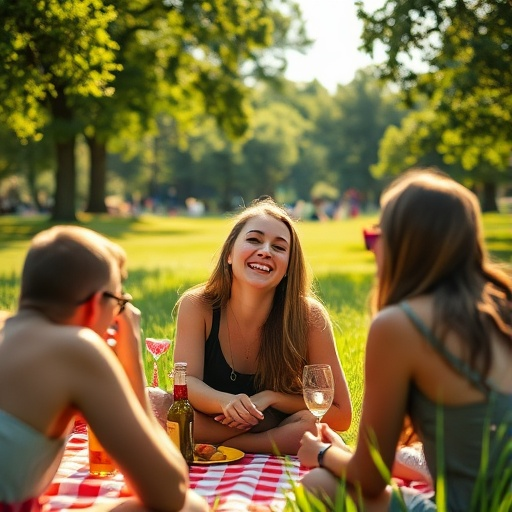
[145,338,171,387]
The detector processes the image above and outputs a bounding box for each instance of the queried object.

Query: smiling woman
[164,196,353,455]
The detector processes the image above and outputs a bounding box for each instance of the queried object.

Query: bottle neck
[173,383,188,401]
[173,369,188,400]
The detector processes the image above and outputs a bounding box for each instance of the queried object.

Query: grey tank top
[400,301,512,512]
[0,409,67,502]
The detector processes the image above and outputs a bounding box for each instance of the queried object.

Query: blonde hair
[180,197,316,394]
[375,168,512,378]
[20,225,123,320]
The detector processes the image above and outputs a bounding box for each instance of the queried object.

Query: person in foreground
[0,226,207,512]
[297,169,512,511]
[173,197,352,455]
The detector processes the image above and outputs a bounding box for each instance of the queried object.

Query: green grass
[0,212,510,446]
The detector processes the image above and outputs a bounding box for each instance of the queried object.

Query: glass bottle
[166,362,194,463]
[88,426,116,476]
[88,327,118,476]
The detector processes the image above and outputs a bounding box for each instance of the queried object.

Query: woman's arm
[250,389,306,415]
[299,307,413,498]
[306,299,352,431]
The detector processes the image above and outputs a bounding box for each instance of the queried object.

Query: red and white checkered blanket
[42,425,307,511]
[41,423,432,511]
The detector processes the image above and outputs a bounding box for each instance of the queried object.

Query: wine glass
[145,338,171,387]
[303,364,334,423]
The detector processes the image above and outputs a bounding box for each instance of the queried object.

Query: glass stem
[152,360,159,387]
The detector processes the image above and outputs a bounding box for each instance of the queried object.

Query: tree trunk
[218,152,232,212]
[26,164,42,212]
[52,137,77,221]
[50,91,77,221]
[23,146,42,211]
[481,181,498,212]
[85,136,108,213]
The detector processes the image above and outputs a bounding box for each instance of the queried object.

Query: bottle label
[167,420,180,448]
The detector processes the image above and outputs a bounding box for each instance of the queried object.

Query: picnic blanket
[41,423,432,511]
[41,423,307,511]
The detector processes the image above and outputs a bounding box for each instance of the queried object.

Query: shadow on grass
[0,214,204,244]
[0,215,139,243]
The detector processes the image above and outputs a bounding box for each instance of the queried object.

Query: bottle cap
[174,362,187,370]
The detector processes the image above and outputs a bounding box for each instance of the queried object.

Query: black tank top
[203,308,257,395]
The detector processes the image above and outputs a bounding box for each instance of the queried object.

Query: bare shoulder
[368,304,423,353]
[179,286,208,309]
[175,287,213,340]
[370,305,407,334]
[178,286,212,320]
[51,325,110,361]
[20,323,115,388]
[306,297,331,330]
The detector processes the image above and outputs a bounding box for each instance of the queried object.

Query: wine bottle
[166,362,195,463]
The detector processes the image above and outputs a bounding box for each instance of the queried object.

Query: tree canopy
[357,0,512,208]
[0,0,310,219]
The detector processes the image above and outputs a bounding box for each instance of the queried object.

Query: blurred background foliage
[0,0,511,222]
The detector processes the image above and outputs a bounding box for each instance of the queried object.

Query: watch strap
[317,444,332,467]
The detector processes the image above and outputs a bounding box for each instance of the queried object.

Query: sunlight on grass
[0,211,510,442]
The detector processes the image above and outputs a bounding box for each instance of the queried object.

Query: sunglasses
[102,291,131,314]
[363,226,381,251]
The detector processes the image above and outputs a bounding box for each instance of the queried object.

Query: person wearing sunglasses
[103,290,131,314]
[0,225,207,512]
[298,168,512,511]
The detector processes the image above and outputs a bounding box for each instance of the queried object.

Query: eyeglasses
[102,291,131,314]
[363,226,381,251]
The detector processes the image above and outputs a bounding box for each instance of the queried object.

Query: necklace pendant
[230,369,237,381]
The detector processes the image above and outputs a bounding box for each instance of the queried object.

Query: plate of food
[192,443,245,464]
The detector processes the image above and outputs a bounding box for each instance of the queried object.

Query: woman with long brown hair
[173,197,352,455]
[297,169,512,510]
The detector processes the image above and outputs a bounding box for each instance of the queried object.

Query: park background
[1,3,511,508]
[0,211,510,446]
[0,1,511,220]
[0,0,511,445]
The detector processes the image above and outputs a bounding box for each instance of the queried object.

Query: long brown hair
[181,197,315,394]
[375,168,512,379]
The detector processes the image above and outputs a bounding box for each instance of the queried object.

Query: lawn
[0,211,510,444]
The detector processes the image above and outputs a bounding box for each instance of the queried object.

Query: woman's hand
[298,423,352,468]
[297,430,327,468]
[318,423,351,452]
[214,393,264,429]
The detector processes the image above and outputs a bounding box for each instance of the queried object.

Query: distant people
[186,197,205,217]
[344,188,361,218]
[0,226,207,512]
[297,169,512,510]
[172,196,352,455]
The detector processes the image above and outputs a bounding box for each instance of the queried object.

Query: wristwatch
[317,444,332,467]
